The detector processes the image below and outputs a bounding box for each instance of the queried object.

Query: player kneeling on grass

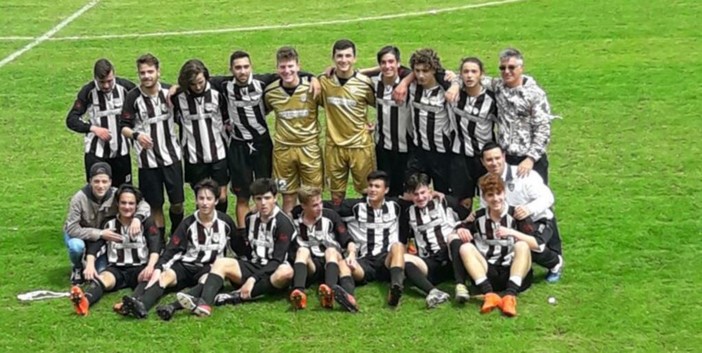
[401,173,472,309]
[448,174,539,317]
[70,185,161,316]
[289,186,359,312]
[121,179,234,319]
[176,178,295,317]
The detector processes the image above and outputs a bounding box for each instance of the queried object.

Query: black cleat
[387,283,403,307]
[332,285,359,313]
[122,296,147,319]
[214,291,243,307]
[156,304,175,321]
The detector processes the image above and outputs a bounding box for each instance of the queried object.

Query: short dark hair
[480,141,503,159]
[332,39,356,57]
[250,178,278,197]
[93,58,114,79]
[409,48,442,71]
[178,59,210,94]
[115,184,143,206]
[459,56,484,73]
[276,46,299,64]
[229,50,251,66]
[376,46,400,64]
[194,178,220,197]
[136,53,160,69]
[404,173,431,193]
[367,170,390,188]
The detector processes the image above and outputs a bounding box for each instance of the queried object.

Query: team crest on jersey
[508,182,515,191]
[299,95,307,103]
[213,232,221,243]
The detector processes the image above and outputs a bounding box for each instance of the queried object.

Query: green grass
[1,0,701,351]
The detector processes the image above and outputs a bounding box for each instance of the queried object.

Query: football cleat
[156,304,176,321]
[480,292,502,314]
[500,295,518,317]
[70,286,89,316]
[70,268,84,285]
[289,289,307,310]
[122,296,147,319]
[425,288,450,309]
[455,284,470,304]
[545,256,564,283]
[387,283,403,307]
[113,301,128,316]
[214,291,243,306]
[332,285,359,313]
[318,284,334,309]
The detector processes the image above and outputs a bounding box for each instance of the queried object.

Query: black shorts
[228,136,273,198]
[483,264,533,293]
[405,148,453,194]
[306,257,326,287]
[184,159,229,188]
[356,253,390,284]
[506,153,549,185]
[420,252,453,285]
[85,153,132,187]
[450,154,487,201]
[237,259,264,283]
[104,265,145,290]
[169,262,211,291]
[375,146,410,197]
[138,163,185,208]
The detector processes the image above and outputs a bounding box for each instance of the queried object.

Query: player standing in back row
[319,39,377,205]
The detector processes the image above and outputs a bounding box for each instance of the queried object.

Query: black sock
[532,248,560,269]
[250,277,272,298]
[200,275,225,306]
[169,210,184,236]
[405,262,434,294]
[340,276,355,295]
[505,280,520,296]
[139,284,165,311]
[85,279,105,306]
[292,263,308,290]
[450,239,467,284]
[158,227,166,248]
[216,199,228,213]
[133,282,147,298]
[476,278,493,294]
[325,262,340,286]
[390,266,404,288]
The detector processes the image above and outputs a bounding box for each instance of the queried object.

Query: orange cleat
[480,292,501,314]
[70,286,89,316]
[318,284,334,309]
[290,289,307,310]
[500,295,518,317]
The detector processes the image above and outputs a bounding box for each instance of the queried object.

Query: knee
[390,242,405,254]
[324,248,340,262]
[514,241,530,254]
[170,203,184,214]
[277,264,294,281]
[459,243,476,258]
[66,238,85,254]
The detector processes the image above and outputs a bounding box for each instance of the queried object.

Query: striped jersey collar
[193,209,219,225]
[138,82,163,97]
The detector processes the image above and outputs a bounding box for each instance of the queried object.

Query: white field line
[0,0,101,69]
[0,0,525,42]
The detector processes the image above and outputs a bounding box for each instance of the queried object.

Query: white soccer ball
[548,296,557,305]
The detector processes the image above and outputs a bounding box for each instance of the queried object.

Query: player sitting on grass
[121,179,234,319]
[289,186,359,312]
[176,178,295,317]
[448,174,539,317]
[70,185,161,316]
[400,173,472,309]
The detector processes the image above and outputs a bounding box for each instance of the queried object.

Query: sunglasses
[499,65,520,72]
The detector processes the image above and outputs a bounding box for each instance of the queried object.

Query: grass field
[1,0,701,352]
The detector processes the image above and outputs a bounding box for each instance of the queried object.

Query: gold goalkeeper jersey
[319,72,376,147]
[264,76,321,147]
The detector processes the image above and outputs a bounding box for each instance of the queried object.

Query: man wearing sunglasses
[490,48,557,184]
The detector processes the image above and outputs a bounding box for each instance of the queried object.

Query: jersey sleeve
[117,77,137,91]
[209,75,230,91]
[143,217,162,255]
[119,88,140,130]
[86,239,106,257]
[155,218,190,270]
[65,84,92,133]
[398,206,411,245]
[327,209,353,248]
[254,73,279,87]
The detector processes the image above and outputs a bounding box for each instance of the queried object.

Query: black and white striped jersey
[243,206,296,269]
[329,198,401,258]
[372,73,413,153]
[172,83,229,164]
[451,87,497,157]
[86,216,161,267]
[291,207,353,258]
[156,210,234,270]
[409,83,454,153]
[66,78,136,159]
[465,206,534,267]
[211,74,277,142]
[120,83,182,169]
[402,198,461,258]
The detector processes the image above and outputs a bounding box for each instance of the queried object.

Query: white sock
[508,275,523,287]
[551,255,564,273]
[475,276,487,285]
